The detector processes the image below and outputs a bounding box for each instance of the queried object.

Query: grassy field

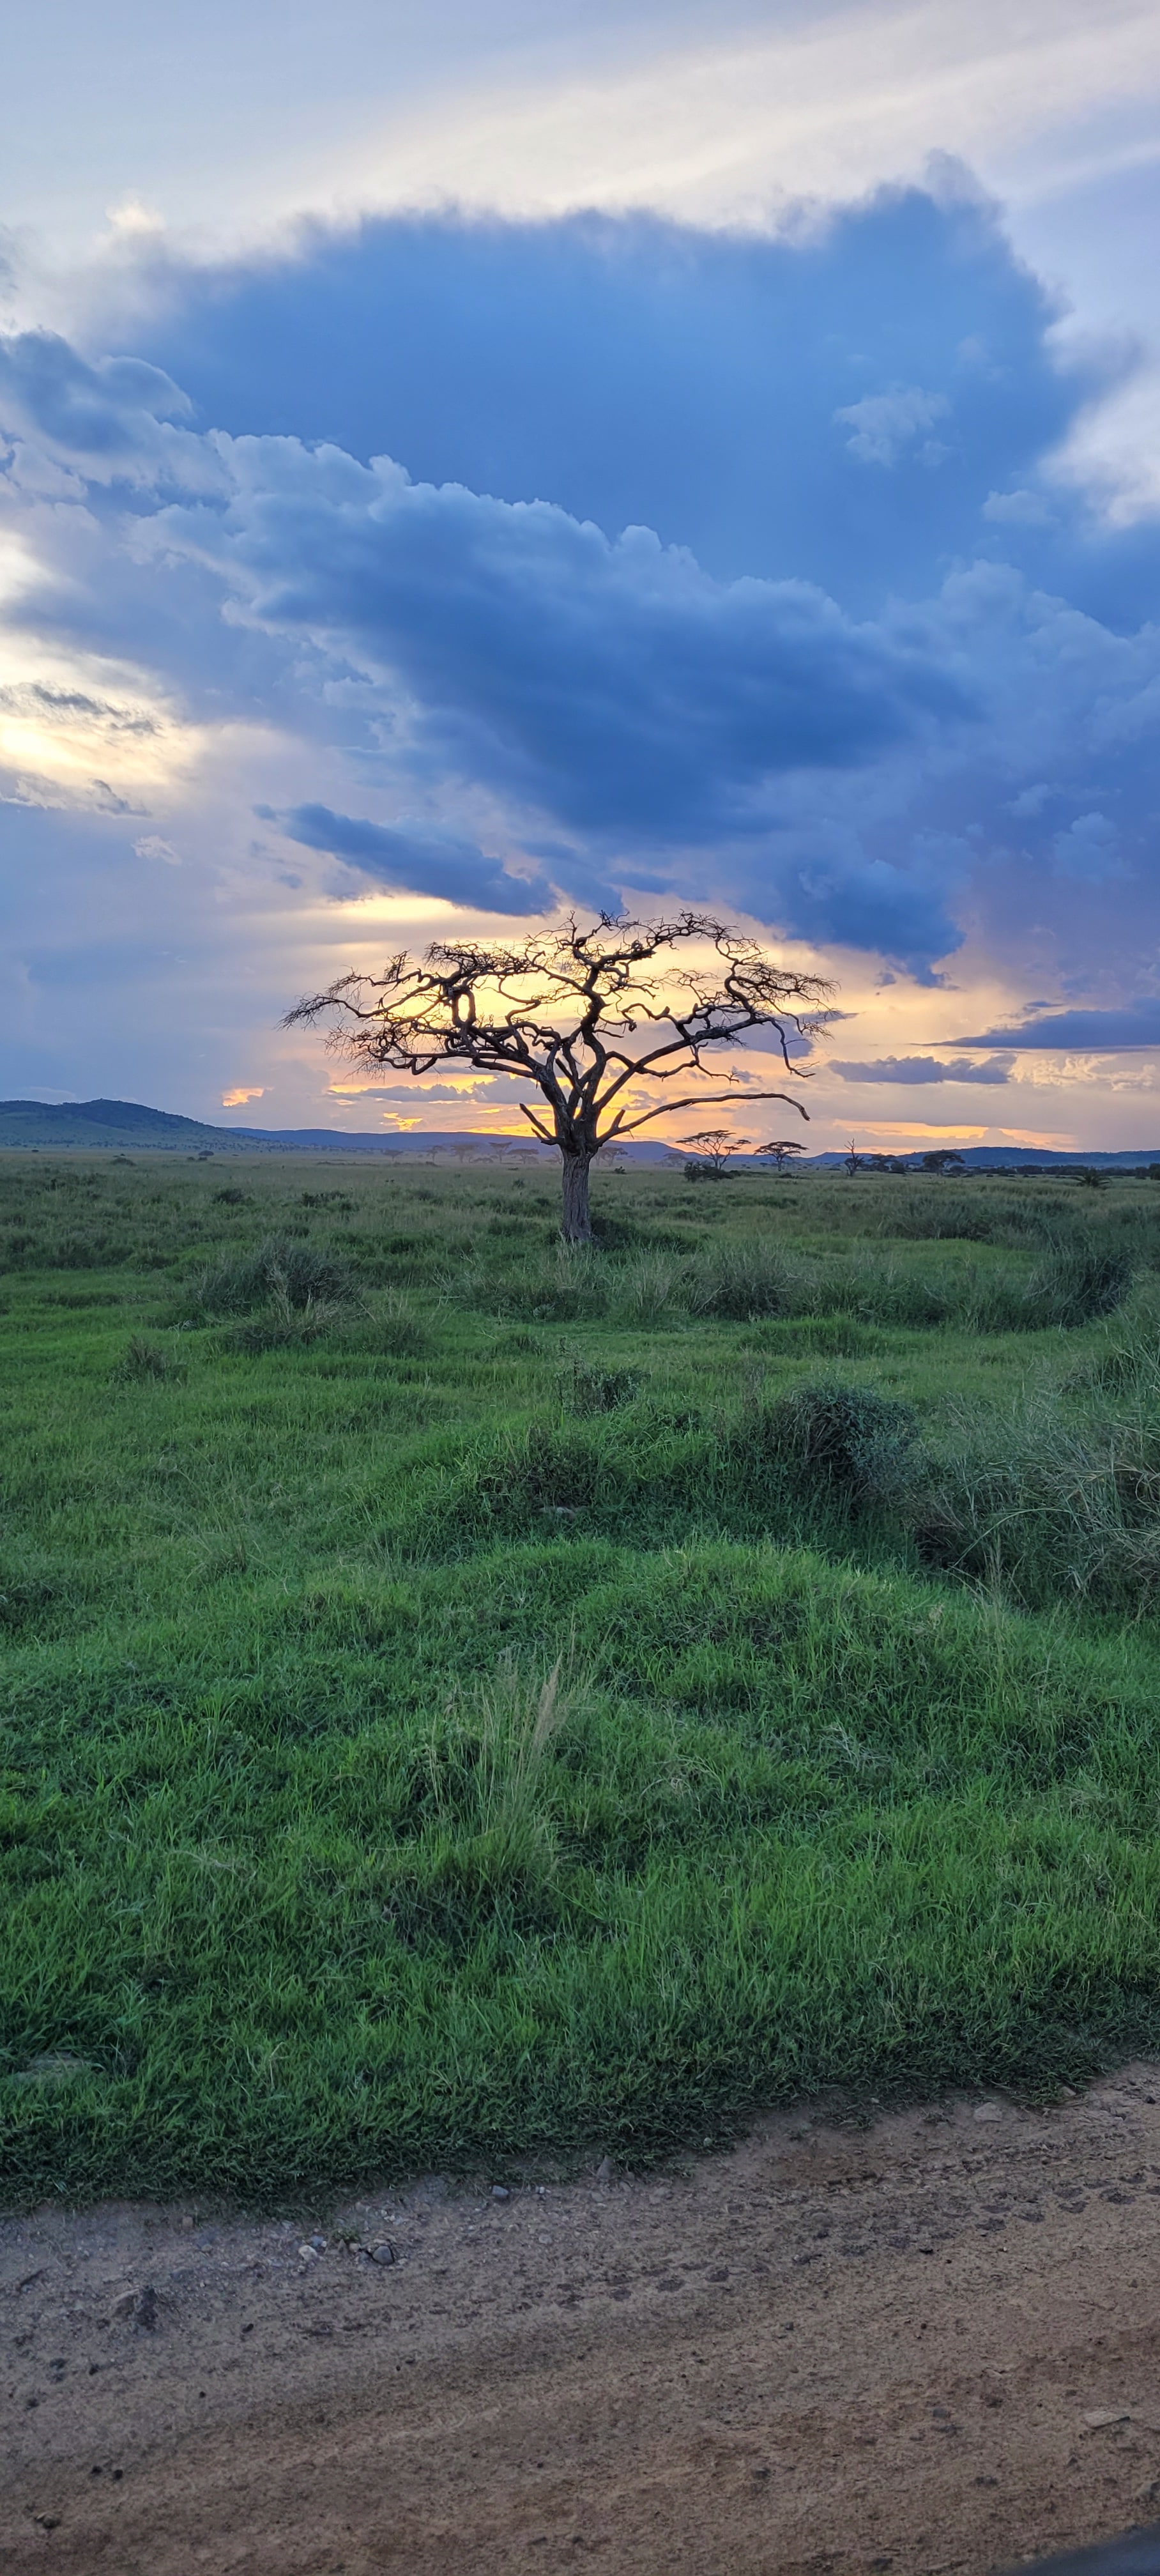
[6,1149,1160,2205]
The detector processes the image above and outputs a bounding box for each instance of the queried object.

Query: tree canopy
[287,912,831,1238]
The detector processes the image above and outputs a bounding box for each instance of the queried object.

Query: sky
[2,0,1160,1153]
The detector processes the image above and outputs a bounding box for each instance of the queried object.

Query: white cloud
[836,385,949,466]
[134,832,181,864]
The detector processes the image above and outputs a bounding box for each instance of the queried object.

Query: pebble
[309,2235,327,2253]
[492,2186,511,2202]
[595,2158,614,2185]
[973,2103,1003,2124]
[369,2241,397,2266]
[297,2243,319,2262]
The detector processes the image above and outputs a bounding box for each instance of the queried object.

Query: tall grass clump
[1023,1237,1135,1328]
[915,1397,1160,1611]
[385,1653,586,1947]
[755,1380,920,1508]
[685,1243,798,1319]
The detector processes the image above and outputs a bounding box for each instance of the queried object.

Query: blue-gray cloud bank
[269,804,553,913]
[4,176,1159,980]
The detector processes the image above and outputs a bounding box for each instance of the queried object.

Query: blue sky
[2,0,1160,1149]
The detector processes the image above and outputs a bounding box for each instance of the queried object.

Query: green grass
[5,1150,1160,2203]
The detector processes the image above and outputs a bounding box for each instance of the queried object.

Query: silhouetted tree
[920,1149,966,1175]
[759,1138,807,1176]
[844,1139,862,1176]
[680,1126,751,1177]
[287,915,830,1241]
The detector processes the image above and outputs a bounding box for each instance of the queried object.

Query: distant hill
[0,1099,255,1151]
[2,1101,1158,1170]
[0,1100,671,1158]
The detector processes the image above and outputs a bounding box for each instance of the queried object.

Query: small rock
[309,2235,327,2253]
[973,2103,1003,2124]
[111,2291,137,2322]
[297,2243,319,2262]
[595,2157,614,2185]
[492,2185,511,2202]
[1059,2084,1077,2099]
[1084,2409,1131,2429]
[369,2241,396,2266]
[180,2216,194,2232]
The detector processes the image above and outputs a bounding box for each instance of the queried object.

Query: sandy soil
[5,2071,1160,2575]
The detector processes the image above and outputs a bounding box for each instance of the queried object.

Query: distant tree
[844,1139,862,1177]
[920,1149,966,1175]
[680,1126,751,1179]
[287,915,830,1242]
[758,1137,807,1176]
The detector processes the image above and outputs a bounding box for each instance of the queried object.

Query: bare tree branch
[286,912,833,1239]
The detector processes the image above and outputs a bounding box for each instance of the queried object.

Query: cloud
[134,832,180,864]
[835,385,950,467]
[271,802,553,913]
[949,1004,1160,1049]
[0,329,206,486]
[830,1053,1014,1083]
[161,447,969,846]
[1051,810,1125,882]
[3,176,1160,1030]
[122,188,1099,611]
[222,1085,264,1106]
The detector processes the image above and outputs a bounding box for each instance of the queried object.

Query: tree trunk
[560,1151,595,1243]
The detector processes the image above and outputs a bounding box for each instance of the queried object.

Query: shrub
[759,1381,920,1507]
[192,1235,355,1315]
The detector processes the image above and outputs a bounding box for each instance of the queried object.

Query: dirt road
[5,2071,1160,2575]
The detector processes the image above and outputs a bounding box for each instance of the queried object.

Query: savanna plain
[11,1154,1160,2576]
[7,1152,1160,2574]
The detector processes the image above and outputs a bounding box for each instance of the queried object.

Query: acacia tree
[759,1137,807,1176]
[680,1126,751,1178]
[286,913,830,1242]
